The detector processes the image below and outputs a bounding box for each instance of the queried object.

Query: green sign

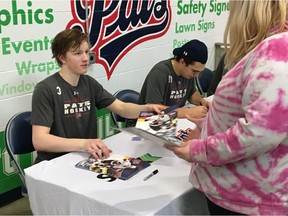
[0,132,35,194]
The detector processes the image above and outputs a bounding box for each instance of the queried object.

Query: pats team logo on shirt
[64,99,91,118]
[66,0,172,80]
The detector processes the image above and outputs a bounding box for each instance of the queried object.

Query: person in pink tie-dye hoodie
[165,1,288,215]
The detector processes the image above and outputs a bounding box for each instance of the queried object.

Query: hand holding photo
[116,105,195,146]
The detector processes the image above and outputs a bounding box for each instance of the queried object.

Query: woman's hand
[177,106,208,118]
[185,114,204,130]
[164,142,192,162]
[182,115,203,141]
[183,127,201,142]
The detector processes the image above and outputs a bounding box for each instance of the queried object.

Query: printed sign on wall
[66,0,172,80]
[0,0,229,196]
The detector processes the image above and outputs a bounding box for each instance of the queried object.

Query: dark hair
[52,28,90,66]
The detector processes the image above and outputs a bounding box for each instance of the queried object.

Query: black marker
[163,104,179,114]
[143,169,159,181]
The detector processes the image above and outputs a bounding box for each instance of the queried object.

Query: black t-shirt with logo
[31,72,115,163]
[138,59,195,106]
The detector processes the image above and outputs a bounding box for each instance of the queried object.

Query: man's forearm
[190,91,205,105]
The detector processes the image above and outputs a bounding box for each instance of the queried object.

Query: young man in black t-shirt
[31,29,165,163]
[138,40,210,118]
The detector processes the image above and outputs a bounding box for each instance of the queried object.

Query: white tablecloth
[25,132,209,215]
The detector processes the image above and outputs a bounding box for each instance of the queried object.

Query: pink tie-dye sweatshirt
[189,32,288,215]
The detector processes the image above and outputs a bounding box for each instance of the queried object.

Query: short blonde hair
[224,0,288,69]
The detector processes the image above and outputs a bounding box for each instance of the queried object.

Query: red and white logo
[67,0,172,80]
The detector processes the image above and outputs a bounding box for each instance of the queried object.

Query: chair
[207,53,228,96]
[196,68,214,96]
[111,89,140,128]
[4,111,34,191]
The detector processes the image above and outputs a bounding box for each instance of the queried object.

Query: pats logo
[66,0,172,80]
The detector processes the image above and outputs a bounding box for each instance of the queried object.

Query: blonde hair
[224,0,288,69]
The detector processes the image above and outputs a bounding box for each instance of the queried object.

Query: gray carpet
[0,197,32,215]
